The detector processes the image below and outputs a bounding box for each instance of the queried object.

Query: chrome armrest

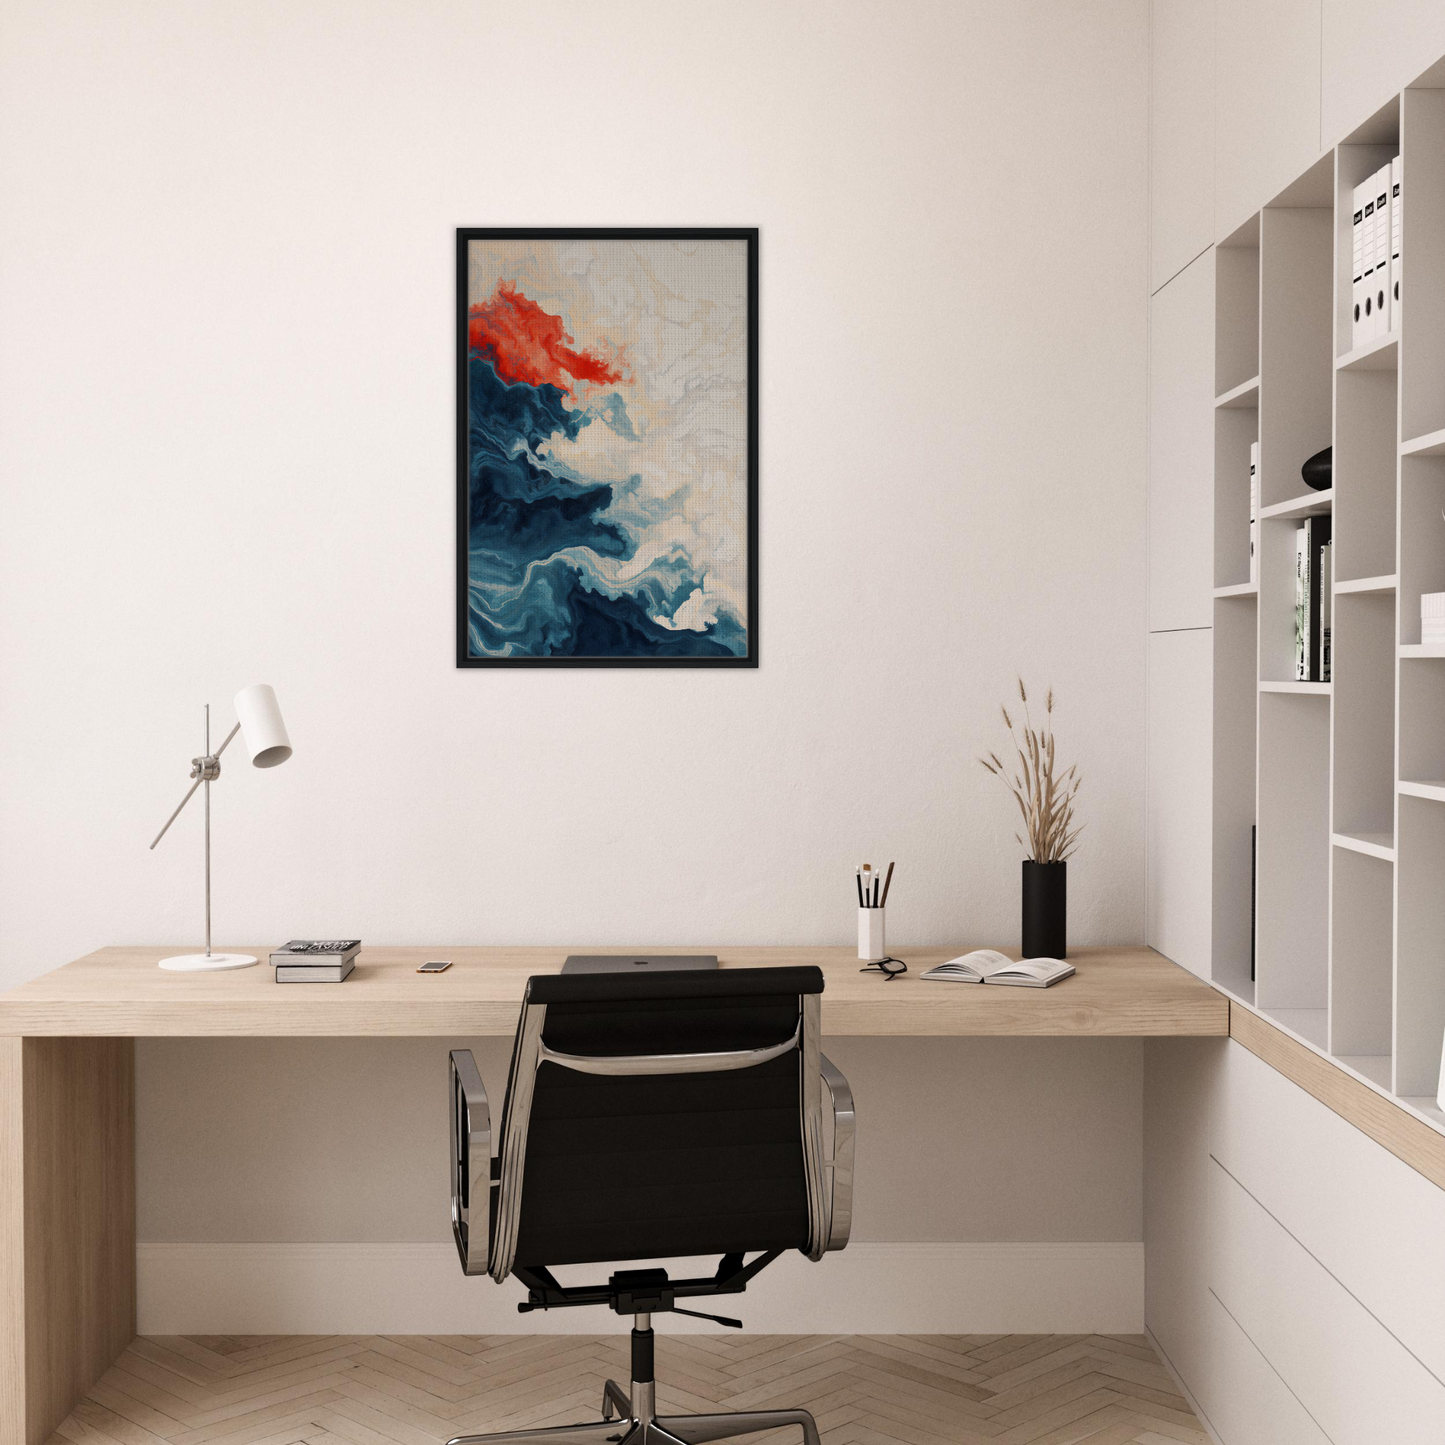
[449,1049,492,1276]
[819,1052,854,1251]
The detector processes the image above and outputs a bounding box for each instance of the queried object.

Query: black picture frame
[456,227,759,668]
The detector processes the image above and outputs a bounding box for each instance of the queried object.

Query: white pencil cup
[858,907,886,962]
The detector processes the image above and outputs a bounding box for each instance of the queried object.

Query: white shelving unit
[1212,79,1445,1133]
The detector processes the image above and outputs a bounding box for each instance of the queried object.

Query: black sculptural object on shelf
[1302,445,1332,491]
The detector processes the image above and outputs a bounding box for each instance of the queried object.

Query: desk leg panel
[0,1037,136,1445]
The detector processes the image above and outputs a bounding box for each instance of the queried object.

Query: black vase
[1301,445,1332,491]
[1022,860,1067,959]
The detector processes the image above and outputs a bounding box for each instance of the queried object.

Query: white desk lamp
[149,684,292,971]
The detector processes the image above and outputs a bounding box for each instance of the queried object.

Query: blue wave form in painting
[466,356,745,659]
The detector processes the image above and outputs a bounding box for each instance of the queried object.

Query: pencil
[880,860,895,907]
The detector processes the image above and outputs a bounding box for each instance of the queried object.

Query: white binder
[1373,165,1391,341]
[1362,171,1380,341]
[1391,154,1402,333]
[1351,179,1369,349]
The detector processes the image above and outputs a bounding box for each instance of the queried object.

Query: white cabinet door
[1322,0,1445,145]
[1215,0,1323,237]
[1147,629,1213,978]
[1198,1290,1332,1445]
[1214,1039,1445,1384]
[1211,1155,1445,1443]
[1149,251,1215,632]
[1151,0,1215,292]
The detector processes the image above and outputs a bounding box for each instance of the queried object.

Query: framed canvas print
[456,227,758,667]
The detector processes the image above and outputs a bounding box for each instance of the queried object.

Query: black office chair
[446,965,855,1445]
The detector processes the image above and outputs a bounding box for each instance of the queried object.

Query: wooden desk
[0,943,1224,1038]
[0,944,1223,1445]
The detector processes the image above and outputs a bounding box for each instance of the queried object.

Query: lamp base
[158,952,258,972]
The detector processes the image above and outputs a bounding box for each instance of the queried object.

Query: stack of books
[270,939,361,983]
[1423,593,1445,646]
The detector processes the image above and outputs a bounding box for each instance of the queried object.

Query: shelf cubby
[1335,131,1399,362]
[1398,454,1445,644]
[1258,508,1330,684]
[1214,403,1257,589]
[1332,592,1396,837]
[1211,593,1259,1003]
[1396,795,1445,1097]
[1255,692,1330,1017]
[1329,847,1393,1066]
[1216,216,1260,398]
[1334,370,1397,581]
[1259,185,1332,511]
[1399,653,1445,786]
[1401,86,1445,444]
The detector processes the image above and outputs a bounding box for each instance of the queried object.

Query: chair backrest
[488,965,828,1280]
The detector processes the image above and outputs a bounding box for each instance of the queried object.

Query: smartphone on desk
[417,959,452,973]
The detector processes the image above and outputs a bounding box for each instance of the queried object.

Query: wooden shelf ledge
[1230,1002,1445,1192]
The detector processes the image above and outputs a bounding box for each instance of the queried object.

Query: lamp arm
[148,722,241,850]
[149,777,203,850]
[213,721,242,759]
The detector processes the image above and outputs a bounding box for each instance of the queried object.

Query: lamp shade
[233,684,292,768]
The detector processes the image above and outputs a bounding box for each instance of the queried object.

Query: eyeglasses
[859,956,908,981]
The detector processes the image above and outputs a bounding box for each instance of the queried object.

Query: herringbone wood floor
[49,1334,1209,1445]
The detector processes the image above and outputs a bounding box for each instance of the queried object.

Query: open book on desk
[920,950,1075,988]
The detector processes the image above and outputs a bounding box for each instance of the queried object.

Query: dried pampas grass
[979,678,1083,863]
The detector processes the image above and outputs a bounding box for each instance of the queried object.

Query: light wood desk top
[0,944,1227,1037]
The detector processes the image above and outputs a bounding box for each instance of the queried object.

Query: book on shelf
[920,950,1074,988]
[1293,517,1332,681]
[1391,154,1402,331]
[276,958,355,983]
[1295,526,1308,679]
[1320,538,1332,682]
[1249,441,1259,584]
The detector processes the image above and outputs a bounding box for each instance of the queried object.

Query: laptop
[561,954,719,974]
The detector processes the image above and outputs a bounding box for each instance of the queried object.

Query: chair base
[446,1380,821,1445]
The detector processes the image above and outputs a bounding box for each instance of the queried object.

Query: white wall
[0,0,1152,1321]
[0,0,1150,980]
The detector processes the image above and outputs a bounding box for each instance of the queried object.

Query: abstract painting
[456,228,757,666]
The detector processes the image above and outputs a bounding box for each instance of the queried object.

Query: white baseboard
[137,1241,1143,1336]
